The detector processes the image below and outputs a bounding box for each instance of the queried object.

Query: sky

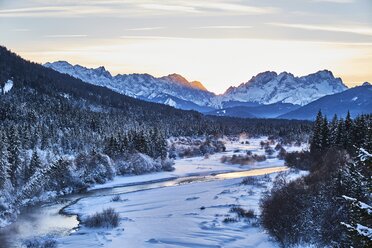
[0,0,371,94]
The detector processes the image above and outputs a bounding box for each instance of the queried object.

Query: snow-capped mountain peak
[161,73,189,85]
[160,73,209,91]
[221,70,347,106]
[93,66,112,78]
[190,81,208,91]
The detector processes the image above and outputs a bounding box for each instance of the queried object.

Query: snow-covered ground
[56,138,307,248]
[91,137,305,191]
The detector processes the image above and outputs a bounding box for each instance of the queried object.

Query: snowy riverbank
[55,137,307,248]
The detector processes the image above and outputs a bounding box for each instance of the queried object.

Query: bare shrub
[84,208,119,228]
[284,151,312,170]
[277,148,287,160]
[111,195,121,202]
[223,217,238,223]
[221,154,266,165]
[23,236,57,248]
[252,154,266,162]
[265,146,275,156]
[241,177,259,185]
[230,207,255,219]
[275,143,283,151]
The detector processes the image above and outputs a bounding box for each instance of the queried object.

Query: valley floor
[57,138,306,248]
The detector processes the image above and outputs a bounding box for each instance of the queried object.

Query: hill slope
[280,83,372,120]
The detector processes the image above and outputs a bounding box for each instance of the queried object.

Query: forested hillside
[261,111,372,247]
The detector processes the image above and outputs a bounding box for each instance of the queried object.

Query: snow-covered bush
[161,158,175,172]
[168,136,226,158]
[114,160,131,175]
[127,153,162,175]
[74,153,114,185]
[0,181,16,227]
[85,153,114,184]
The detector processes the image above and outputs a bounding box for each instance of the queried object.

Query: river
[0,166,287,248]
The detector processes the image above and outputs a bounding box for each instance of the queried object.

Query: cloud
[0,1,276,18]
[269,22,372,36]
[195,25,252,29]
[119,35,184,40]
[138,3,200,13]
[0,5,113,17]
[127,27,165,31]
[311,0,354,3]
[44,34,88,38]
[191,2,277,14]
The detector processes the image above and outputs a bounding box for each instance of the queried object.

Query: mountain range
[44,61,371,120]
[44,61,216,112]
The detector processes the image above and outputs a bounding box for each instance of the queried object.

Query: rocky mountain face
[44,61,215,111]
[219,70,347,106]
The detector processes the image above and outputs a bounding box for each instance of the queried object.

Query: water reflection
[216,166,288,179]
[0,202,78,248]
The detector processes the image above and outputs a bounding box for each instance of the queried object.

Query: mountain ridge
[44,61,215,110]
[44,61,362,118]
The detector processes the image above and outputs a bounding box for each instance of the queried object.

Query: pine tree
[310,110,324,154]
[335,118,345,148]
[0,144,10,189]
[21,125,31,150]
[27,150,42,179]
[134,131,147,154]
[344,111,353,151]
[321,116,330,150]
[7,127,21,188]
[329,114,338,146]
[121,134,129,153]
[339,148,372,247]
[104,135,119,157]
[351,115,367,154]
[364,121,372,153]
[157,131,167,159]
